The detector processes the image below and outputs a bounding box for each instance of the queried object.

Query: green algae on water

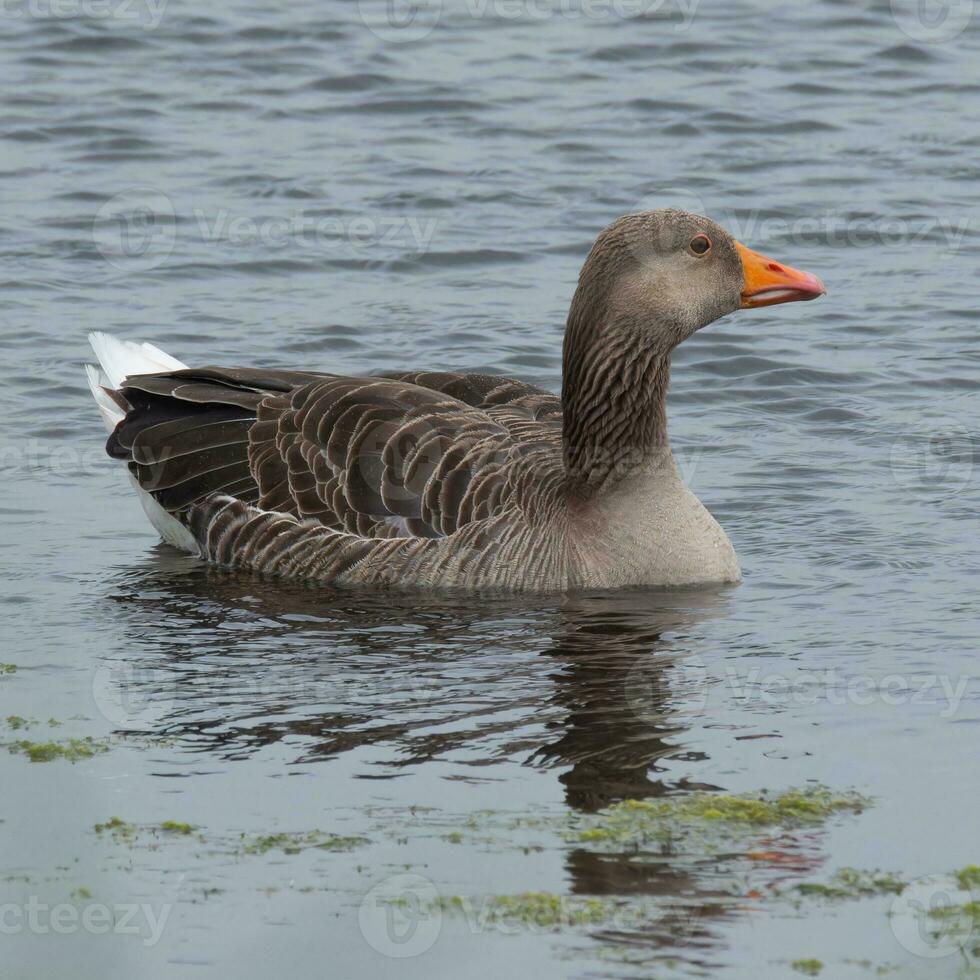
[0,664,16,675]
[842,959,899,975]
[793,868,906,901]
[160,821,195,835]
[477,892,610,928]
[927,901,980,933]
[923,901,980,967]
[92,818,365,857]
[405,891,637,930]
[891,866,980,960]
[94,816,131,833]
[956,866,980,890]
[4,715,61,729]
[9,736,110,763]
[791,959,824,976]
[94,817,137,843]
[95,817,199,846]
[241,831,368,855]
[571,786,869,847]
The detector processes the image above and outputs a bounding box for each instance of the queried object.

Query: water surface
[2,1,980,977]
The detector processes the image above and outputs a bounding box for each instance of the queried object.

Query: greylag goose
[86,209,824,591]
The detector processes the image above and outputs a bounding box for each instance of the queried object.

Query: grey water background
[1,0,979,976]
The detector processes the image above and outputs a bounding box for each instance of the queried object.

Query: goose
[86,209,824,591]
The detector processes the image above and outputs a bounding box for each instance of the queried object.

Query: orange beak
[735,241,826,309]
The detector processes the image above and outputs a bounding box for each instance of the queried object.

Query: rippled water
[2,1,980,977]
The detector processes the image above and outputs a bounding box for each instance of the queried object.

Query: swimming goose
[86,209,824,591]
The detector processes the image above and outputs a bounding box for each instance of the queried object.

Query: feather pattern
[78,209,813,590]
[86,337,577,588]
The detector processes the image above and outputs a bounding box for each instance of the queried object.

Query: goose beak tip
[735,241,826,309]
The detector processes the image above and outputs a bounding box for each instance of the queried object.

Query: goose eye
[690,234,711,256]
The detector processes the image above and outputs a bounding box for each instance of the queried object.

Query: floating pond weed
[792,869,907,902]
[159,821,195,835]
[790,959,824,976]
[395,891,653,932]
[956,866,980,891]
[241,831,368,856]
[10,737,110,763]
[569,787,869,848]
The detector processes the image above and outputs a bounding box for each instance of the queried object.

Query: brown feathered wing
[107,366,564,549]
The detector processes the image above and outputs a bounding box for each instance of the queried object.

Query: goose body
[86,210,824,592]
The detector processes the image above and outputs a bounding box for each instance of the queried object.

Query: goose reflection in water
[101,548,728,798]
[99,556,818,967]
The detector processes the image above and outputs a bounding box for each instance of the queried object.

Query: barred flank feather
[84,210,763,590]
[86,333,572,589]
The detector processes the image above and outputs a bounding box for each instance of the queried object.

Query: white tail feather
[85,333,199,553]
[85,364,126,432]
[85,331,189,431]
[87,331,188,388]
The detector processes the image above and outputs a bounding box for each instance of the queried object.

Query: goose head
[569,208,825,354]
